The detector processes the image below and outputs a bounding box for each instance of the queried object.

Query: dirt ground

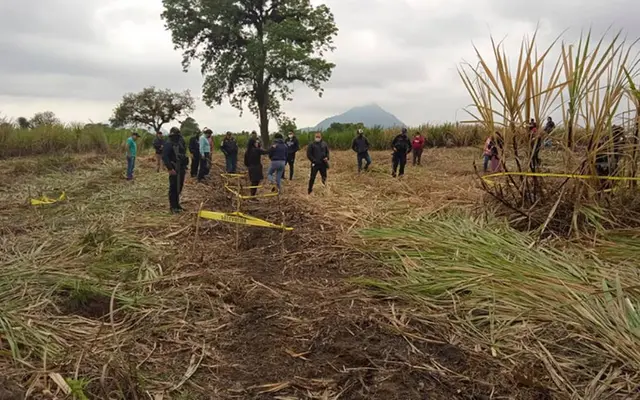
[0,148,555,399]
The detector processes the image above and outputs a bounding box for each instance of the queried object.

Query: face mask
[315,138,321,142]
[289,135,293,138]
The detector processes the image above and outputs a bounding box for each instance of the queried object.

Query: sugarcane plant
[459,29,640,235]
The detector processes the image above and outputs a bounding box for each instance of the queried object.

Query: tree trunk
[257,91,270,147]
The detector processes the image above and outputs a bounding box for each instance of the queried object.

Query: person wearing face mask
[351,128,371,173]
[284,131,300,180]
[391,127,412,177]
[307,132,330,194]
[162,127,189,213]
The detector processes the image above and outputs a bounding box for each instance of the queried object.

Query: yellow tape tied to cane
[199,210,293,230]
[30,192,66,206]
[481,171,640,185]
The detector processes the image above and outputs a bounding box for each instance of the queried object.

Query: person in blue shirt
[197,129,212,182]
[125,132,140,181]
[267,133,288,193]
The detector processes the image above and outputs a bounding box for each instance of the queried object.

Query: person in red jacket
[411,132,426,166]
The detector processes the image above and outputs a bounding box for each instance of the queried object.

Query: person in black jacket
[307,132,330,194]
[188,132,201,178]
[153,131,164,172]
[391,128,412,177]
[162,127,189,213]
[284,131,300,180]
[221,131,238,173]
[351,128,371,173]
[244,138,268,196]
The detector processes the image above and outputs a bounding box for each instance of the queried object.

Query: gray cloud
[0,0,639,130]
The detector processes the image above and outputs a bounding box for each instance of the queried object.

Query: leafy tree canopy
[30,111,60,128]
[17,117,30,129]
[180,116,201,137]
[110,87,195,133]
[161,0,338,145]
[278,116,297,134]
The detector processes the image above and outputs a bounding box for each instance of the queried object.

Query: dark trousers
[286,157,295,179]
[392,152,407,176]
[357,152,371,172]
[483,154,491,172]
[190,152,201,177]
[412,148,423,165]
[198,153,210,180]
[169,168,186,210]
[250,180,260,196]
[308,163,327,194]
[530,148,541,171]
[225,153,237,173]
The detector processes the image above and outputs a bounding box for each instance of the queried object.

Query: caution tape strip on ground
[198,210,293,230]
[30,192,66,206]
[224,183,279,199]
[481,172,640,185]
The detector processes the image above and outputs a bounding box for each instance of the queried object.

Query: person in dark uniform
[153,131,165,172]
[284,131,300,179]
[162,127,189,213]
[391,128,412,177]
[188,131,201,178]
[307,132,330,194]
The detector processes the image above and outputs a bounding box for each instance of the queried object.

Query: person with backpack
[411,131,426,166]
[351,128,371,173]
[266,133,288,193]
[284,131,300,180]
[307,132,330,194]
[162,127,189,213]
[221,131,238,173]
[188,131,201,178]
[391,128,412,177]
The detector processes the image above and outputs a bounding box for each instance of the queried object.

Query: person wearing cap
[284,131,300,180]
[125,131,140,181]
[198,128,212,182]
[391,127,412,177]
[307,132,330,194]
[188,130,201,178]
[162,127,189,213]
[351,128,371,173]
[221,131,239,173]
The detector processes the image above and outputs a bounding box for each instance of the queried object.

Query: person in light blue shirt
[125,132,140,180]
[197,129,212,181]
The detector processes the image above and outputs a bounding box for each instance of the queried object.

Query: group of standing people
[482,117,556,173]
[128,125,431,213]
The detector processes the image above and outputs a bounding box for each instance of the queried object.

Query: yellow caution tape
[199,210,293,230]
[221,173,246,179]
[481,171,640,185]
[30,192,66,206]
[223,183,279,199]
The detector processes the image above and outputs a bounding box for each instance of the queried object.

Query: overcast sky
[0,0,638,131]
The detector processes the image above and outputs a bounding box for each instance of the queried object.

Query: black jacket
[244,139,267,182]
[307,141,330,164]
[221,138,238,156]
[163,136,189,170]
[153,136,164,155]
[189,135,200,155]
[285,136,300,159]
[392,134,411,154]
[352,135,369,153]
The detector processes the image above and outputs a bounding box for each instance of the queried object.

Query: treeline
[0,117,483,159]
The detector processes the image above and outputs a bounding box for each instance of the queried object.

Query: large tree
[110,87,196,133]
[180,116,201,137]
[30,111,60,128]
[17,117,31,129]
[161,0,338,145]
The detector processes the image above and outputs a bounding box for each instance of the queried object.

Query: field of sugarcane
[1,29,640,400]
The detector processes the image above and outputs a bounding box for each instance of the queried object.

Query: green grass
[356,212,640,398]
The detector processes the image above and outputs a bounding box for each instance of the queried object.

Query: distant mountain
[308,103,406,131]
